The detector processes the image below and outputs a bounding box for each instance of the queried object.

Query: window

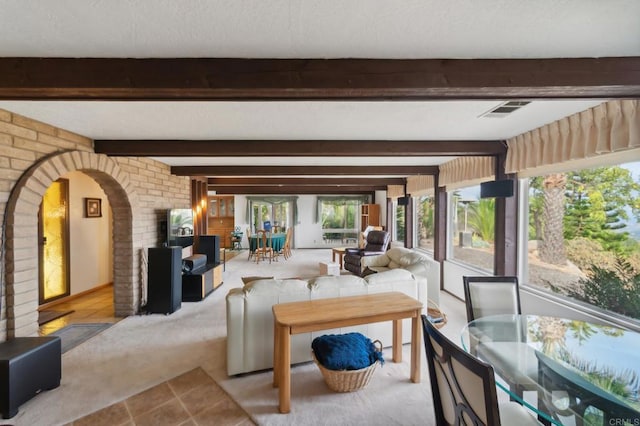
[394,202,405,242]
[320,198,360,245]
[250,201,292,233]
[524,161,640,321]
[448,186,495,272]
[415,195,434,251]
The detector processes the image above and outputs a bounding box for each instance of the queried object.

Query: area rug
[38,309,74,325]
[51,323,113,353]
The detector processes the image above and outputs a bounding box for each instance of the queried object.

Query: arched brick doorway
[4,151,139,338]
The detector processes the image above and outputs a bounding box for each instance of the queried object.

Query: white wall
[67,171,113,295]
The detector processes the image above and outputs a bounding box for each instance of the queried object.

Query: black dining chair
[422,315,542,426]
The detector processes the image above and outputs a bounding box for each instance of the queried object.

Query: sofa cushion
[386,247,422,265]
[361,253,390,269]
[364,268,415,285]
[243,278,309,294]
[241,276,274,285]
[309,275,368,298]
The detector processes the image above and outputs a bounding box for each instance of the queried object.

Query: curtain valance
[406,175,435,197]
[386,185,405,199]
[439,157,495,190]
[506,100,640,177]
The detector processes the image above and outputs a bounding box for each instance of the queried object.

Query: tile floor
[68,367,254,426]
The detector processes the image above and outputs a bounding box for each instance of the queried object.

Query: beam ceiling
[210,186,382,195]
[207,177,405,186]
[95,140,506,157]
[1,57,639,100]
[173,165,438,177]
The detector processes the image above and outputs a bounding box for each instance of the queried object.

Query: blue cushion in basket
[312,332,384,371]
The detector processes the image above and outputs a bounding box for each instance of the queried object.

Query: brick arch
[4,151,139,338]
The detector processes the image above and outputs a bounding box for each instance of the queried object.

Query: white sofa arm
[360,252,391,273]
[226,288,246,376]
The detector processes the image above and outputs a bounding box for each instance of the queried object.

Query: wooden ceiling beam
[2,57,639,100]
[95,140,505,156]
[210,185,379,195]
[173,165,437,176]
[207,177,405,186]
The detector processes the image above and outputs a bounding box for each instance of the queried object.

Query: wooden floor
[38,285,122,336]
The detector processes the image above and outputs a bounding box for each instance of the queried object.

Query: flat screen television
[167,208,194,248]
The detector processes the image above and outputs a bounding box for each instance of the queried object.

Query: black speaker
[397,196,410,206]
[146,246,182,314]
[196,235,220,265]
[480,179,514,198]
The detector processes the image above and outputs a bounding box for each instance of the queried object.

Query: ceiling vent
[480,101,531,118]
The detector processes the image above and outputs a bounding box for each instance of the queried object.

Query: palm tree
[468,199,495,243]
[539,173,568,265]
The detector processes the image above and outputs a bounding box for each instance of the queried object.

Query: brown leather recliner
[343,230,391,276]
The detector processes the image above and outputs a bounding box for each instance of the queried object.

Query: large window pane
[321,199,360,245]
[525,161,640,321]
[449,186,494,272]
[415,195,434,251]
[394,202,405,242]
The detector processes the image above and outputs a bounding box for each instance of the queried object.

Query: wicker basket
[427,298,447,329]
[313,339,382,393]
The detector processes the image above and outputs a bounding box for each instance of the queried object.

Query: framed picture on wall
[85,197,102,218]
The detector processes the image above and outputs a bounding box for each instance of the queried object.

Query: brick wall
[0,108,191,339]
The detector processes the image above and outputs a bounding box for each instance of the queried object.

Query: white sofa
[361,247,430,281]
[226,268,427,376]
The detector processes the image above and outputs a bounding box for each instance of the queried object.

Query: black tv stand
[182,262,223,302]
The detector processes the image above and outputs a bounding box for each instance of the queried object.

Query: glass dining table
[248,232,286,254]
[461,314,640,425]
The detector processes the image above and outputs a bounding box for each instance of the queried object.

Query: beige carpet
[14,249,442,426]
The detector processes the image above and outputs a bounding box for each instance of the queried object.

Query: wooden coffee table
[331,247,347,269]
[272,292,423,413]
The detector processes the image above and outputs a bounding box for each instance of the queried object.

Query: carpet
[38,309,74,325]
[51,323,113,353]
[12,250,463,426]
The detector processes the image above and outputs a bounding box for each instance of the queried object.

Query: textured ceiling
[0,1,637,174]
[1,0,639,59]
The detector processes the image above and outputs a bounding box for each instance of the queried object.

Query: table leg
[273,321,280,388]
[410,313,421,383]
[392,319,402,363]
[332,250,336,263]
[338,253,344,270]
[278,326,291,414]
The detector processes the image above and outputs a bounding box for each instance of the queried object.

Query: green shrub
[568,258,640,320]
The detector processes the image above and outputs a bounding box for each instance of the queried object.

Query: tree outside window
[526,161,640,320]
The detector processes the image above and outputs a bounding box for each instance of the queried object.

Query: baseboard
[38,282,113,311]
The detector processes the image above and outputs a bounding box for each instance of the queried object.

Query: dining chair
[462,275,521,323]
[282,227,293,259]
[463,275,538,404]
[422,315,542,426]
[246,227,255,261]
[254,229,273,264]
